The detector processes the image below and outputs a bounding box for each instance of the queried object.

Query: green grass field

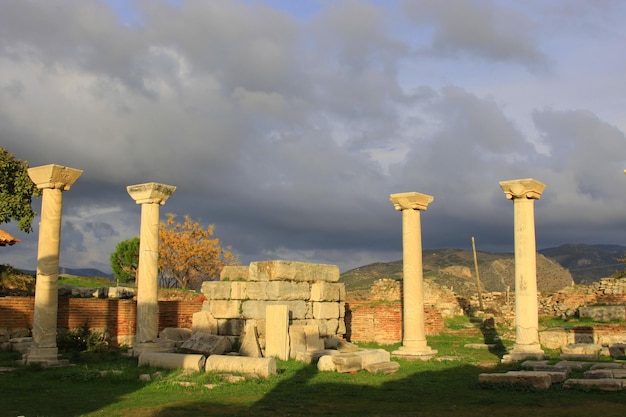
[2,319,626,417]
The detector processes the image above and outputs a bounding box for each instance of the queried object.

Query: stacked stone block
[201,261,346,352]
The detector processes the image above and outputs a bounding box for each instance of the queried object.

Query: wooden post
[471,236,484,311]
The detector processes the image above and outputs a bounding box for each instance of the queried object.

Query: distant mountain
[18,267,114,280]
[341,248,574,298]
[538,244,626,285]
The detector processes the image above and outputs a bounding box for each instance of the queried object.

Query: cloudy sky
[1,0,625,275]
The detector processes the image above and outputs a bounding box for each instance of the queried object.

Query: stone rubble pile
[479,360,626,391]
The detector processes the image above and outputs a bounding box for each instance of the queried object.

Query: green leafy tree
[110,237,140,283]
[0,147,41,233]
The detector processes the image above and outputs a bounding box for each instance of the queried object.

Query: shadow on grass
[480,317,508,359]
[148,359,626,417]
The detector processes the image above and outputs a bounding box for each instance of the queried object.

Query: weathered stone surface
[539,328,569,350]
[584,370,614,379]
[561,343,602,355]
[554,361,593,370]
[192,311,218,334]
[313,302,340,319]
[608,343,626,358]
[295,349,339,364]
[289,325,307,358]
[201,281,232,299]
[10,337,32,354]
[479,371,552,389]
[337,339,360,353]
[332,354,362,373]
[180,332,232,356]
[217,319,244,336]
[159,328,192,346]
[242,300,310,320]
[563,378,624,391]
[208,300,242,319]
[356,349,391,367]
[230,282,247,299]
[310,282,344,302]
[464,343,497,350]
[239,322,262,358]
[220,266,250,281]
[265,305,289,361]
[364,361,401,374]
[246,281,311,301]
[579,306,626,322]
[205,355,277,378]
[317,355,337,372]
[138,352,206,371]
[249,261,340,282]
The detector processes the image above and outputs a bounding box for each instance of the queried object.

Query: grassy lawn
[2,318,626,417]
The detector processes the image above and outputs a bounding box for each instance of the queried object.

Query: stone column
[127,182,176,354]
[500,178,546,362]
[390,192,437,361]
[25,164,82,366]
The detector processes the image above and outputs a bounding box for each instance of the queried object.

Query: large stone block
[245,282,309,300]
[265,305,289,361]
[241,300,310,320]
[209,300,242,319]
[138,352,206,371]
[201,281,232,299]
[220,265,250,281]
[217,319,244,336]
[332,354,362,373]
[356,349,391,366]
[310,282,344,301]
[249,260,340,282]
[192,311,218,334]
[539,328,568,350]
[313,302,339,319]
[230,281,247,299]
[239,321,262,357]
[479,371,552,389]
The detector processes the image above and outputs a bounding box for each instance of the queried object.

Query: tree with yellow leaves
[158,213,239,289]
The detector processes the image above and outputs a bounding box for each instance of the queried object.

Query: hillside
[341,248,574,298]
[538,244,626,285]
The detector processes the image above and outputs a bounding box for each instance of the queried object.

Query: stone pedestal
[24,165,82,366]
[389,192,437,361]
[500,178,546,363]
[127,182,176,355]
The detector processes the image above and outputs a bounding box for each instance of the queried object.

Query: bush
[57,321,110,353]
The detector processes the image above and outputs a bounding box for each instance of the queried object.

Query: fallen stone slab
[332,353,362,373]
[180,332,232,356]
[521,360,550,369]
[608,344,626,358]
[205,355,276,378]
[464,343,497,350]
[138,352,206,372]
[590,363,626,370]
[584,370,614,379]
[364,361,400,375]
[560,353,600,361]
[479,371,552,390]
[355,349,391,367]
[337,339,360,353]
[563,378,624,391]
[554,361,594,370]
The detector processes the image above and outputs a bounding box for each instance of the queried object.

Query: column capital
[127,182,176,205]
[390,192,434,211]
[499,178,545,200]
[27,164,83,191]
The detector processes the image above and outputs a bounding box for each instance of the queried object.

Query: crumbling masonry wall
[200,261,346,351]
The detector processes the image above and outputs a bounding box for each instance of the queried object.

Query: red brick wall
[345,300,443,344]
[0,297,202,345]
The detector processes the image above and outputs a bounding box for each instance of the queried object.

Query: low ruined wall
[345,300,443,344]
[201,261,346,349]
[0,297,202,346]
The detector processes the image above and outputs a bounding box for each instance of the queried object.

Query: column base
[21,347,70,368]
[392,345,438,361]
[501,344,546,363]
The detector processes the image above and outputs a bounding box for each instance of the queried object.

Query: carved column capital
[390,192,434,211]
[499,178,545,200]
[28,164,83,191]
[127,182,176,205]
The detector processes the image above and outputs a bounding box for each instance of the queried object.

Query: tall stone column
[390,192,437,361]
[25,164,82,366]
[500,178,546,362]
[127,182,176,354]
